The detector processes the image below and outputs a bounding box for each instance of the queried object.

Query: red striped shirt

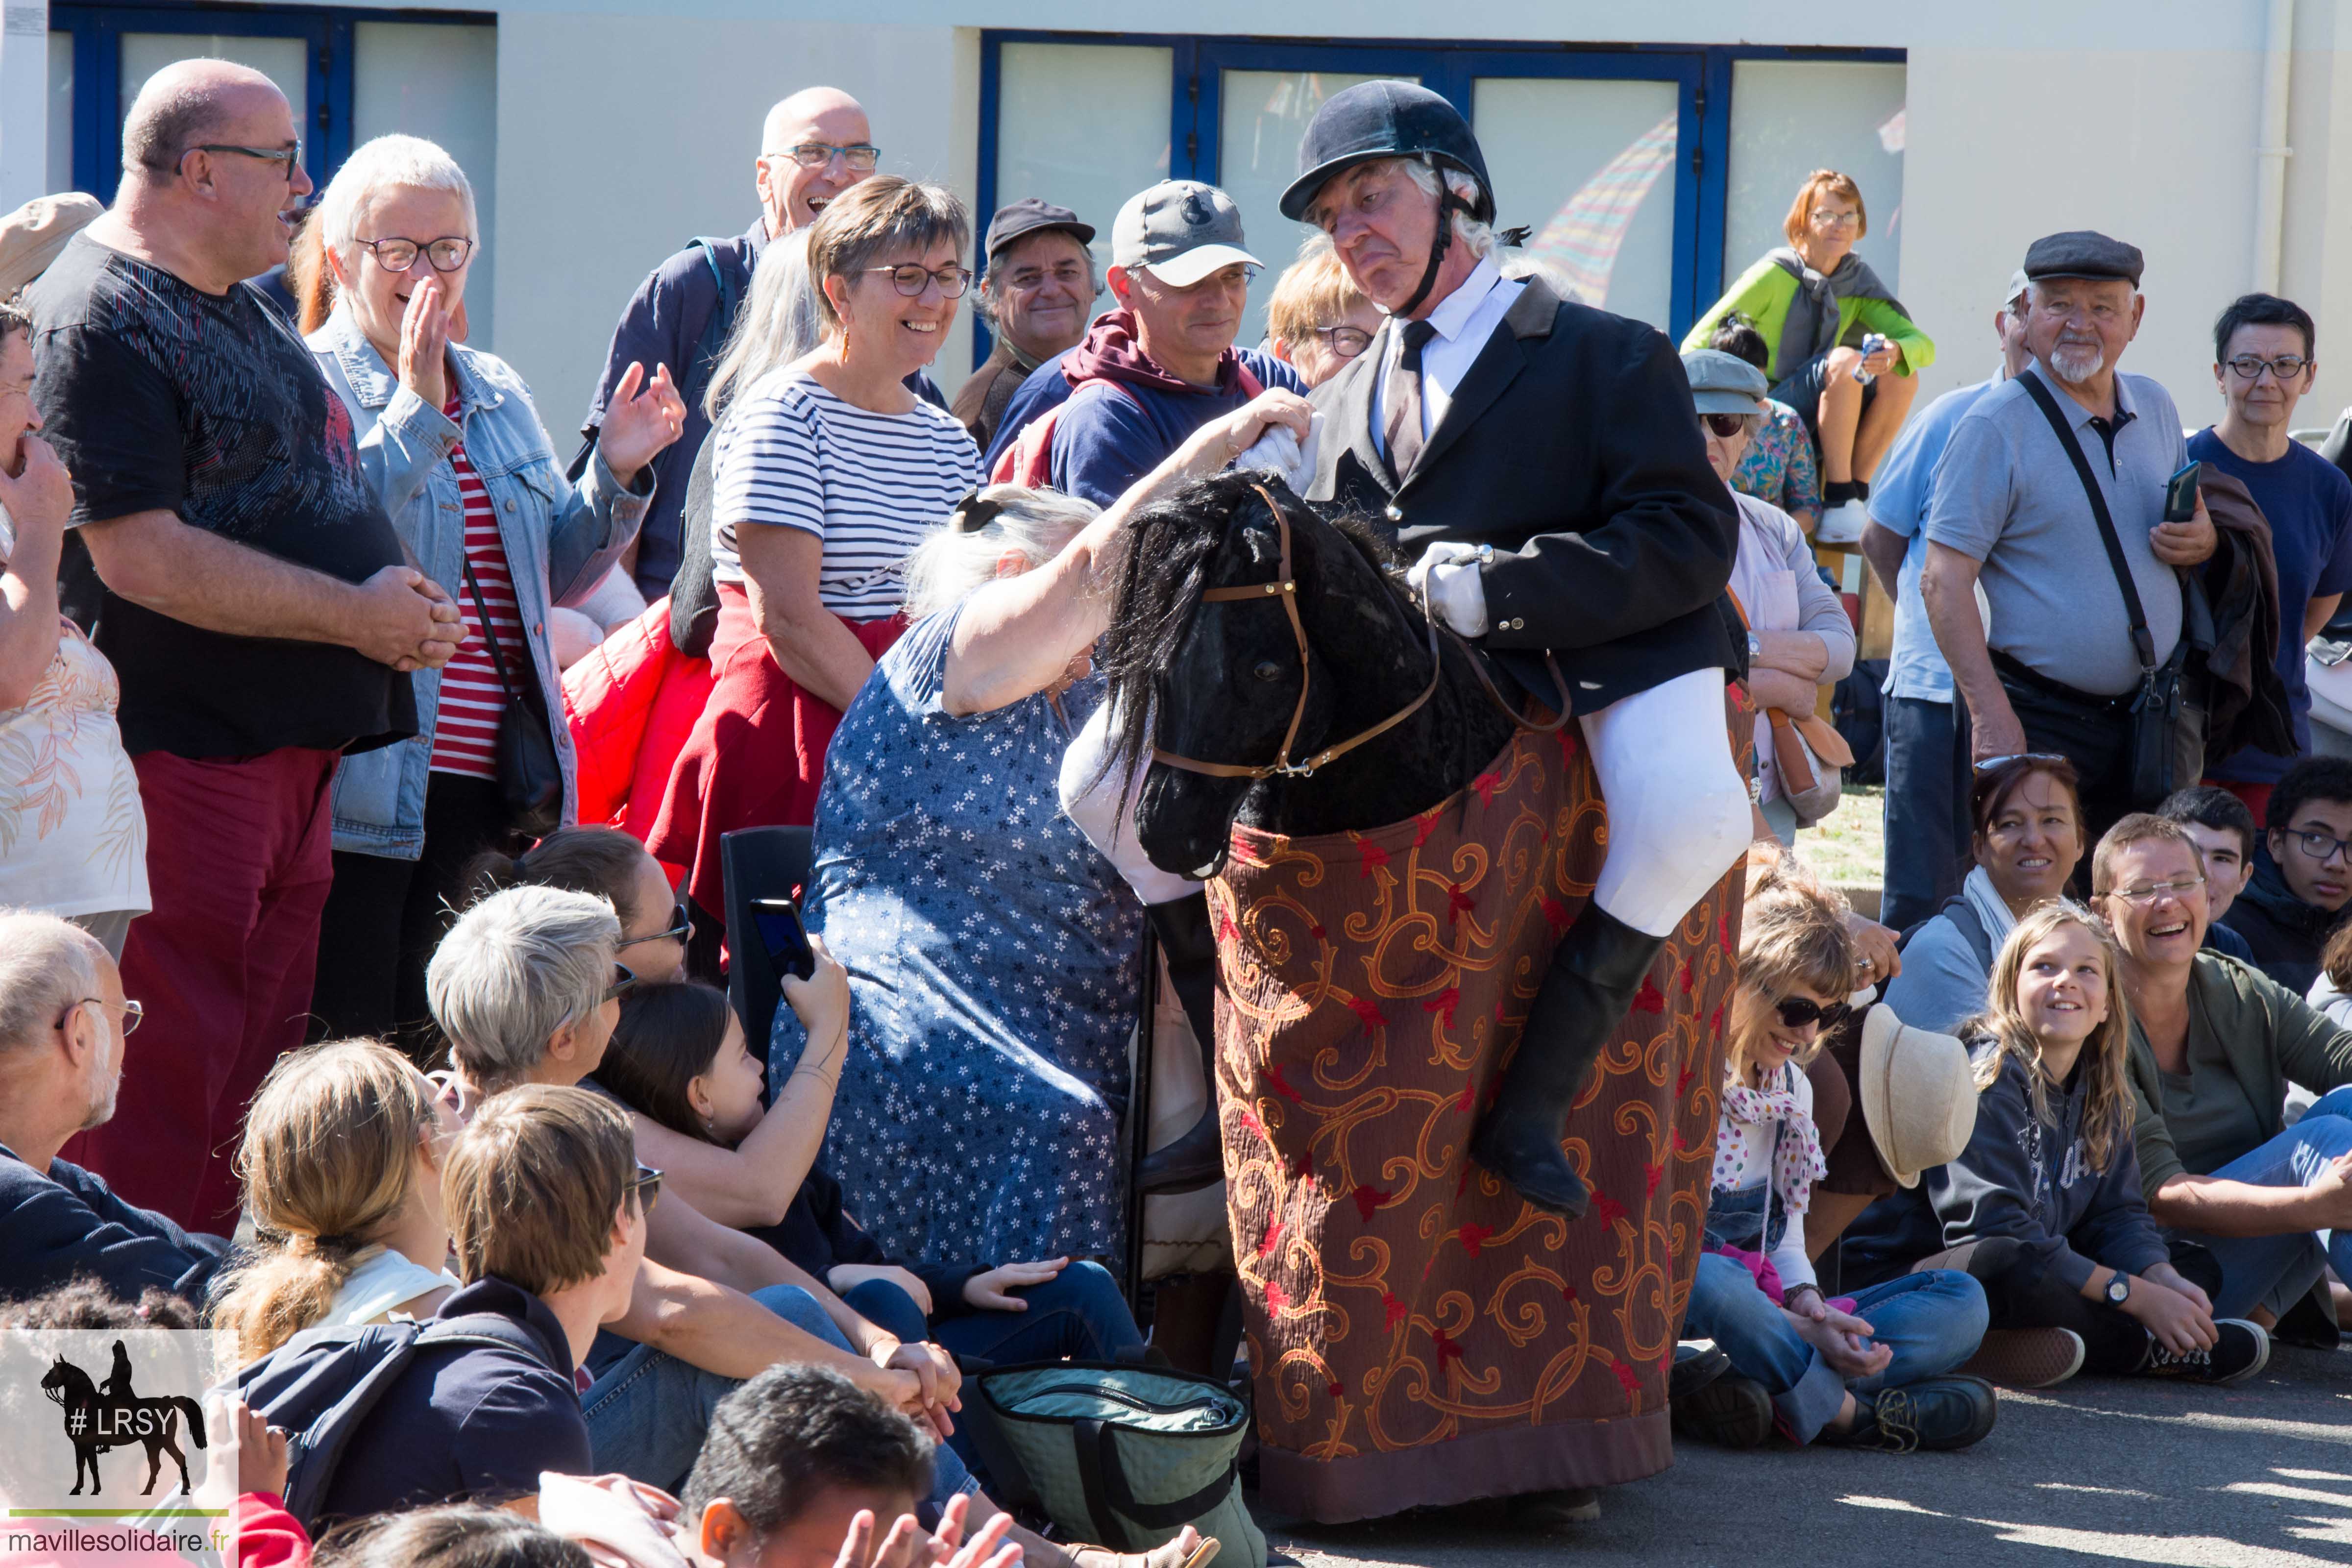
[430,401,527,781]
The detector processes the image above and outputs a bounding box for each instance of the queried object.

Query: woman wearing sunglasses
[1682,346,1856,847]
[1883,753,2086,1033]
[1674,852,1995,1454]
[306,134,688,1054]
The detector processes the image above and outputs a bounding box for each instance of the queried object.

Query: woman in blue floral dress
[773,389,1312,1265]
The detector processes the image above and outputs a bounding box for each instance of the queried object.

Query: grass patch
[1801,782,1884,894]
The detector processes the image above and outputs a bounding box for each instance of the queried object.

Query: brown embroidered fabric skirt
[1207,710,1747,1522]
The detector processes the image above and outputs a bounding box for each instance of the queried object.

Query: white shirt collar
[1411,253,1506,346]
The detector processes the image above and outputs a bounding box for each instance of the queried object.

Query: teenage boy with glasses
[2216,756,2352,992]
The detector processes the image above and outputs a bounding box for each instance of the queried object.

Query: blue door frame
[976,32,1900,367]
[52,0,493,201]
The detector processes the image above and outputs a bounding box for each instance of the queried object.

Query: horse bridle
[1151,484,1446,782]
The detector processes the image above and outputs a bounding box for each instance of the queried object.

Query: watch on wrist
[2104,1273,2132,1307]
[1747,630,1763,661]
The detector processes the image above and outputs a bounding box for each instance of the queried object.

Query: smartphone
[750,897,816,982]
[2163,459,2202,524]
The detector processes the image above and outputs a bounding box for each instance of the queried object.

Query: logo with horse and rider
[0,1326,239,1565]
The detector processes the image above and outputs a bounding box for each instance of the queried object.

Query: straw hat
[1859,1005,1978,1188]
[0,194,102,299]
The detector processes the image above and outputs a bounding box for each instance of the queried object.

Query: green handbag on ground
[968,1362,1265,1568]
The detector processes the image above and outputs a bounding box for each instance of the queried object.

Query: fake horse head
[1097,472,1516,880]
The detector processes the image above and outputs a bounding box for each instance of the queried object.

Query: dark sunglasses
[1703,413,1752,439]
[602,962,639,1004]
[626,1164,663,1215]
[1774,995,1851,1031]
[623,903,692,948]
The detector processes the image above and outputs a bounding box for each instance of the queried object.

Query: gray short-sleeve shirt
[1924,364,2188,697]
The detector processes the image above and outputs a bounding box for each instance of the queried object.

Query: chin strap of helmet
[1396,153,1469,320]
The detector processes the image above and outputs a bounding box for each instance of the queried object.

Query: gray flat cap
[1681,347,1770,414]
[2022,230,2143,288]
[0,193,102,298]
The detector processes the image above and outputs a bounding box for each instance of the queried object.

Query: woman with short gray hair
[425,883,624,1111]
[775,389,1308,1266]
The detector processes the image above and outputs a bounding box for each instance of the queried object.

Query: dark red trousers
[63,746,338,1231]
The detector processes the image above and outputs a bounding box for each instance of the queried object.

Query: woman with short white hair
[305,133,686,1054]
[774,389,1307,1267]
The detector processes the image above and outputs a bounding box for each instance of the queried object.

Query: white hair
[1308,158,1494,257]
[901,485,1100,622]
[704,228,827,421]
[427,886,619,1089]
[0,910,101,1061]
[316,133,478,273]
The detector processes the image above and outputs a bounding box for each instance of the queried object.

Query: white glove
[1234,409,1324,493]
[1405,540,1492,637]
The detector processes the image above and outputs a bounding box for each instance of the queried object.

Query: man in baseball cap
[983,178,1305,504]
[953,198,1098,451]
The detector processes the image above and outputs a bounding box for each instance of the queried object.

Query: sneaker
[1814,497,1869,544]
[1959,1327,2086,1389]
[1671,1371,1774,1449]
[1669,1343,1732,1401]
[2139,1319,2270,1384]
[1819,1376,1997,1453]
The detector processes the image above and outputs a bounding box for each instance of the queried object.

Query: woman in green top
[1685,170,1933,543]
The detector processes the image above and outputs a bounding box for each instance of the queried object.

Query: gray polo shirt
[1924,363,2187,698]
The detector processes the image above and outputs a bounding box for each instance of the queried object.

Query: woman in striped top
[651,177,980,934]
[305,135,687,1049]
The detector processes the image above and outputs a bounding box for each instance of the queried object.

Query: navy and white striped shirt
[710,371,980,619]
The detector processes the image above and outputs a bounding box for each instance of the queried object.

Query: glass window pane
[120,34,308,142]
[1474,76,1679,330]
[995,42,1170,315]
[1217,70,1412,350]
[1725,60,1907,295]
[48,31,74,195]
[354,23,499,350]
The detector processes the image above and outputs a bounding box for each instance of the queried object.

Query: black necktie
[1382,318,1439,483]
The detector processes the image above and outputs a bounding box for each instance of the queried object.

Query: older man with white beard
[1922,231,2218,851]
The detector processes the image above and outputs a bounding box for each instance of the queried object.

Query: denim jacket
[308,306,650,858]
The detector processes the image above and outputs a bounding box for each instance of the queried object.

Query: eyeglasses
[602,963,639,1004]
[1773,995,1851,1030]
[1808,208,1862,230]
[2226,353,2311,382]
[355,236,475,275]
[183,142,301,181]
[621,903,693,950]
[2104,875,2206,905]
[1316,325,1374,359]
[1703,413,1753,440]
[626,1164,663,1216]
[771,142,881,172]
[2283,828,2352,866]
[55,997,142,1035]
[864,264,973,298]
[1973,752,2069,773]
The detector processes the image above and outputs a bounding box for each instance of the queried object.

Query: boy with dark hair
[685,1365,1020,1568]
[318,1085,650,1525]
[2158,785,2260,963]
[2220,757,2352,992]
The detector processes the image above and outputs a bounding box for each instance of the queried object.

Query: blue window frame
[975,31,1900,368]
[52,0,493,200]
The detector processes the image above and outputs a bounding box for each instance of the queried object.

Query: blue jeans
[844,1261,1145,1477]
[1683,1252,1988,1444]
[2184,1086,2352,1321]
[580,1283,980,1507]
[1881,696,1971,932]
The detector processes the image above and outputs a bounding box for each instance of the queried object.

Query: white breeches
[1580,667,1752,937]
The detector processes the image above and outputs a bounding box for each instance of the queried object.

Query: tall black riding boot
[1137,891,1228,1195]
[1468,905,1665,1217]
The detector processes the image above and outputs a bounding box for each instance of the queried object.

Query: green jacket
[2124,952,2352,1198]
[1685,251,1936,384]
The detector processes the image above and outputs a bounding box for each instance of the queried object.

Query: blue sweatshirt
[0,1143,228,1305]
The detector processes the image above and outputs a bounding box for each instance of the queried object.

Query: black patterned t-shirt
[23,233,414,759]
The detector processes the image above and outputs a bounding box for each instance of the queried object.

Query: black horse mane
[1096,471,1400,790]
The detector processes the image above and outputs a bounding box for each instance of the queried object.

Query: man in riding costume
[1290,81,1753,1216]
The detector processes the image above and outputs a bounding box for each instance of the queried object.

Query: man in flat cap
[1921,230,2218,848]
[953,199,1099,452]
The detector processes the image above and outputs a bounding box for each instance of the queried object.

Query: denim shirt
[308,306,650,858]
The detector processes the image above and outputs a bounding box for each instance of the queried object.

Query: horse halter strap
[1152,484,1444,781]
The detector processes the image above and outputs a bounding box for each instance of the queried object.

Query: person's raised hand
[229,1401,289,1499]
[0,433,74,551]
[2144,1261,2213,1319]
[782,932,851,1064]
[964,1257,1068,1312]
[1177,389,1314,477]
[833,1509,932,1568]
[354,564,465,670]
[398,278,452,412]
[931,1497,1020,1568]
[2150,488,2217,567]
[2122,1274,2217,1355]
[598,362,689,489]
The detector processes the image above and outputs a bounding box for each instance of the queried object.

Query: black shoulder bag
[2014,370,2204,803]
[458,556,564,838]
